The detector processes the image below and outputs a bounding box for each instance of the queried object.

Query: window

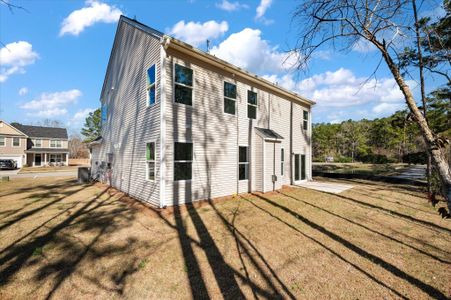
[174,142,193,181]
[301,154,306,180]
[303,110,309,130]
[247,90,257,119]
[50,154,63,163]
[239,146,249,180]
[146,142,155,180]
[0,136,5,147]
[147,65,156,106]
[224,82,236,115]
[174,64,193,106]
[12,137,20,147]
[50,140,62,148]
[101,104,108,124]
[33,139,42,147]
[281,148,284,176]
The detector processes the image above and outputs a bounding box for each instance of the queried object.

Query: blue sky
[0,0,446,134]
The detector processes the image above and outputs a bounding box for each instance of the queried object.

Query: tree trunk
[374,42,451,212]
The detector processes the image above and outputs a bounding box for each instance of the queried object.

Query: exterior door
[35,154,42,166]
[294,154,300,181]
[301,154,306,180]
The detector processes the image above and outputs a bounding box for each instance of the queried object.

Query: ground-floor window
[49,154,63,163]
[239,146,249,180]
[146,142,155,181]
[301,154,306,180]
[174,142,193,181]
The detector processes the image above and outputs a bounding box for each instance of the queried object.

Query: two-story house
[90,16,315,207]
[0,120,69,167]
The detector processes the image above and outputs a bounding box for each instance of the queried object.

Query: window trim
[146,64,157,107]
[0,136,5,147]
[174,141,193,182]
[223,81,237,116]
[33,138,42,148]
[303,110,309,131]
[238,145,249,181]
[146,140,156,182]
[12,137,20,147]
[281,148,284,177]
[50,139,62,148]
[173,63,194,107]
[247,90,258,120]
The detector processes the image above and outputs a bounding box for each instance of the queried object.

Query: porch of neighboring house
[25,150,69,167]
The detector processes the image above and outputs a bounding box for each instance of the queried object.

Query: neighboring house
[90,16,315,207]
[0,121,69,167]
[0,121,28,168]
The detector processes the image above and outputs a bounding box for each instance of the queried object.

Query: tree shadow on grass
[249,193,447,299]
[0,184,148,299]
[278,191,450,264]
[316,190,451,236]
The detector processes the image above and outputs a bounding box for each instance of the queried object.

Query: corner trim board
[159,44,167,208]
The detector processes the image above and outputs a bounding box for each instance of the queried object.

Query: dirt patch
[0,177,449,299]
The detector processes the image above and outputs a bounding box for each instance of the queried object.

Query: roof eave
[162,35,316,107]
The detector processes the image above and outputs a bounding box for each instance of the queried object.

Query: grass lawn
[0,177,449,299]
[18,166,80,174]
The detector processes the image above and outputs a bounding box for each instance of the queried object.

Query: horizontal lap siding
[163,49,312,205]
[97,21,161,207]
[292,104,312,180]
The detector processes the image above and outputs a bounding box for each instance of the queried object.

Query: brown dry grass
[19,166,79,174]
[0,177,449,299]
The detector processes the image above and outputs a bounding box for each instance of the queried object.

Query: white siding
[163,48,312,205]
[95,21,162,207]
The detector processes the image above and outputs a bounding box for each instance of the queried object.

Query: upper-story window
[33,139,42,147]
[0,136,5,147]
[224,82,236,115]
[50,140,62,148]
[101,103,107,125]
[303,110,309,130]
[147,65,156,106]
[174,64,193,106]
[247,90,257,119]
[12,137,20,147]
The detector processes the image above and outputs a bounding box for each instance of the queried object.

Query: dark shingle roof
[11,123,68,139]
[255,127,284,140]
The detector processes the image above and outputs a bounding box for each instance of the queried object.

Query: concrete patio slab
[294,181,353,194]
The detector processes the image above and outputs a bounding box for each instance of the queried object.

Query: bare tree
[68,134,89,159]
[292,0,451,214]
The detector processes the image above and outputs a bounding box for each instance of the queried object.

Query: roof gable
[10,123,68,139]
[0,120,28,137]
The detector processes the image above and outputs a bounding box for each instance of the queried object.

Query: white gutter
[161,36,315,107]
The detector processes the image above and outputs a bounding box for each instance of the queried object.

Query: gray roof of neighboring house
[255,127,284,140]
[25,148,69,153]
[11,123,68,139]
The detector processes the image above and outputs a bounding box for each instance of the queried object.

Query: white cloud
[264,68,413,121]
[210,28,297,74]
[59,0,122,36]
[216,0,248,11]
[21,89,82,117]
[18,87,28,96]
[168,20,229,47]
[255,0,273,24]
[67,108,96,127]
[33,108,68,118]
[0,41,38,82]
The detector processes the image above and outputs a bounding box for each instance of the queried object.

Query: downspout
[159,39,169,208]
[290,101,293,185]
[272,142,276,191]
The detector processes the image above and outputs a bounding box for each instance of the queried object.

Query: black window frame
[146,142,156,181]
[239,146,249,180]
[174,142,193,181]
[174,64,193,106]
[247,90,257,119]
[224,81,237,115]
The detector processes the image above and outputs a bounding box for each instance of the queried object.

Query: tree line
[313,86,450,164]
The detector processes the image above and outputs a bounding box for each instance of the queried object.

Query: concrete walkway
[1,171,77,179]
[295,181,354,194]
